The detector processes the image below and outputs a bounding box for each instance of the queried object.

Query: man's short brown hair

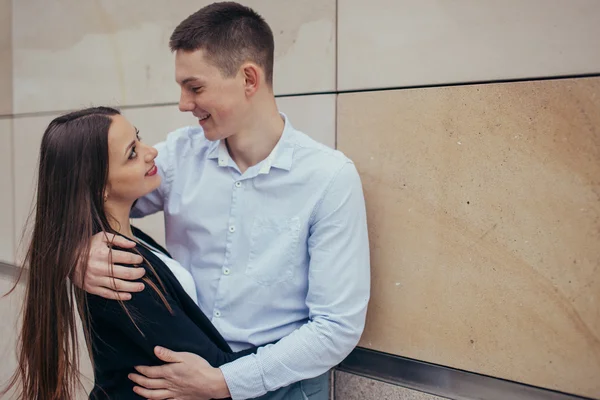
[170,2,275,86]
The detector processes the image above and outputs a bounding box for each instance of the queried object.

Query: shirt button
[223,268,230,275]
[235,181,242,188]
[214,310,221,318]
[229,225,236,233]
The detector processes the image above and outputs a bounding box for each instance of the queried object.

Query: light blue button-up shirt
[132,114,370,399]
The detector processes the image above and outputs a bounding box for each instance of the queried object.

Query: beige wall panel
[334,371,445,400]
[0,0,11,115]
[276,94,336,148]
[0,119,14,263]
[337,77,600,398]
[338,0,600,91]
[13,0,335,114]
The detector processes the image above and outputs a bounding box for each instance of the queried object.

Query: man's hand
[72,232,146,300]
[129,346,231,400]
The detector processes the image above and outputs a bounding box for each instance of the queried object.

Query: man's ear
[242,63,261,96]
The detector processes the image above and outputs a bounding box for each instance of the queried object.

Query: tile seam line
[2,72,599,119]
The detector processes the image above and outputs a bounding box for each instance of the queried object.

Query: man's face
[175,49,247,141]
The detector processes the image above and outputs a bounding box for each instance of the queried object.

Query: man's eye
[192,87,202,93]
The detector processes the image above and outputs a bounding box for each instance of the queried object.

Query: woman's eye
[129,147,137,160]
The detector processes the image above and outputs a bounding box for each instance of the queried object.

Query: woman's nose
[144,145,158,162]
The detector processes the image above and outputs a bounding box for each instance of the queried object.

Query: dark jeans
[253,371,330,400]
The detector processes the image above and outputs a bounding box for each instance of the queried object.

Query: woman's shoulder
[130,226,171,257]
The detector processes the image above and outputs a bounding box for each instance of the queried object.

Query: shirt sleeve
[219,161,371,399]
[87,266,256,367]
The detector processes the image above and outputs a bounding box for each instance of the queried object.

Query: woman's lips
[146,165,158,176]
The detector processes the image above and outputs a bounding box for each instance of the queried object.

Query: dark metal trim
[0,261,21,281]
[337,347,595,400]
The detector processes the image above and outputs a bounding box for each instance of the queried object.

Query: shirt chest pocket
[246,216,301,286]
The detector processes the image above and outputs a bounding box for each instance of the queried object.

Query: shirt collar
[207,113,295,174]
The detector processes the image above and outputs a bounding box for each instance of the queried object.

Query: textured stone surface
[334,371,446,400]
[337,77,600,398]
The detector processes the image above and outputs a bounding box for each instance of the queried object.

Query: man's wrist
[209,367,231,399]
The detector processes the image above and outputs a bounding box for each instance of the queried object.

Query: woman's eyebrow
[124,139,136,156]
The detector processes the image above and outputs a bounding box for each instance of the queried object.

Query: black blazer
[86,227,256,399]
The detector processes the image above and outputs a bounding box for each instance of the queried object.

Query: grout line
[334,0,339,93]
[2,72,599,120]
[9,118,16,264]
[332,72,600,95]
[334,0,339,151]
[334,93,338,150]
[0,101,181,120]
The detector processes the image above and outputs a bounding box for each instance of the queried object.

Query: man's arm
[220,161,371,399]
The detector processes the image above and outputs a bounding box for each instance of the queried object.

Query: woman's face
[105,114,160,204]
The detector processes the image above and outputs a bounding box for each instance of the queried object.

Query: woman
[4,107,257,399]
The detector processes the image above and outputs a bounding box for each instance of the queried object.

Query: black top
[86,227,257,399]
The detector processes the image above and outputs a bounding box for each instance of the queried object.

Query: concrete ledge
[337,347,593,400]
[0,261,20,281]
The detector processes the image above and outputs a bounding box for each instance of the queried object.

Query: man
[80,2,370,399]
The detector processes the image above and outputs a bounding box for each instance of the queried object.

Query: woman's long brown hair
[2,107,170,399]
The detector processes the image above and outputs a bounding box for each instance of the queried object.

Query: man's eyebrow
[181,77,201,85]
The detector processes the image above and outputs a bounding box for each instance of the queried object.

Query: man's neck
[226,102,284,174]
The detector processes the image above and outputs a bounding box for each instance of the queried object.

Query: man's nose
[179,91,195,112]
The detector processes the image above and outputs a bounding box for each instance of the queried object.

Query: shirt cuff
[219,355,266,400]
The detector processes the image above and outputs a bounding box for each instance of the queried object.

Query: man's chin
[204,130,230,142]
